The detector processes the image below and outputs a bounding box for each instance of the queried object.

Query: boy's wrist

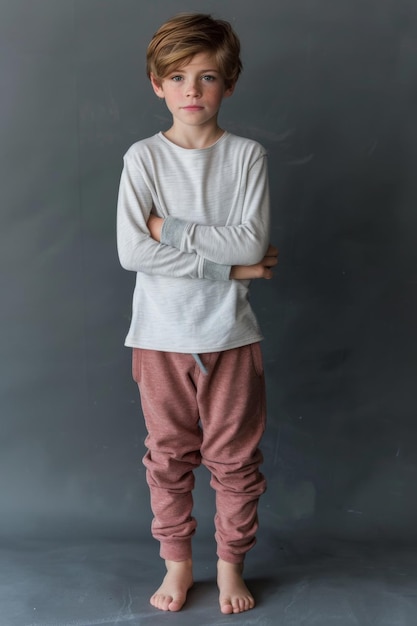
[147,214,164,242]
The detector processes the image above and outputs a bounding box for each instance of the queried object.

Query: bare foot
[217,559,255,614]
[150,559,193,612]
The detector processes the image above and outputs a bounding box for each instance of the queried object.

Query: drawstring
[192,353,208,375]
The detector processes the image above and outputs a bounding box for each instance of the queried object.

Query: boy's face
[150,52,234,132]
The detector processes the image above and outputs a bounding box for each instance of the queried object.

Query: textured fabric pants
[132,343,267,564]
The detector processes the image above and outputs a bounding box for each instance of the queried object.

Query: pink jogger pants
[132,343,267,564]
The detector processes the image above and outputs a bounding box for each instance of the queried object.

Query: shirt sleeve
[116,153,231,281]
[160,154,270,266]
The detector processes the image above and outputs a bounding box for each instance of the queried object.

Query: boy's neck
[163,123,225,150]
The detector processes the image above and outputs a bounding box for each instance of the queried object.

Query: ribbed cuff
[202,259,231,281]
[160,216,187,249]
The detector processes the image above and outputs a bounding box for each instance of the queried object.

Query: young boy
[117,12,278,615]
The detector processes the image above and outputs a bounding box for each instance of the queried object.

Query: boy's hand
[230,244,278,280]
[147,214,164,242]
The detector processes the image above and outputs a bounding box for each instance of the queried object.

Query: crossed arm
[147,214,278,280]
[117,152,278,281]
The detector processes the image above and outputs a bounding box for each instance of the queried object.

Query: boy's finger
[264,255,278,266]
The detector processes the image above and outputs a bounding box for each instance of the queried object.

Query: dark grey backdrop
[1,0,416,545]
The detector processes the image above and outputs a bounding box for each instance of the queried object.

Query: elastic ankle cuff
[217,550,246,565]
[160,541,192,562]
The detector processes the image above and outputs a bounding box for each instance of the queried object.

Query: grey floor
[1,530,417,626]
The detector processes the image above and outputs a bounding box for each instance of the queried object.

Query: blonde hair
[146,13,242,89]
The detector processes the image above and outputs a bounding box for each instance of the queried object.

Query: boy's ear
[223,83,236,98]
[150,73,164,98]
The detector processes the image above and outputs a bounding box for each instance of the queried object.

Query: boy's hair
[146,13,242,89]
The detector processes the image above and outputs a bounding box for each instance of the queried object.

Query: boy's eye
[169,73,217,83]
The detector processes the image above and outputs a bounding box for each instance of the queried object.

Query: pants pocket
[249,342,264,377]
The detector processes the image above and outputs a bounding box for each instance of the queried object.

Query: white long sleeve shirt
[117,131,270,353]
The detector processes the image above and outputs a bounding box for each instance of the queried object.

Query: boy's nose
[186,80,201,96]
